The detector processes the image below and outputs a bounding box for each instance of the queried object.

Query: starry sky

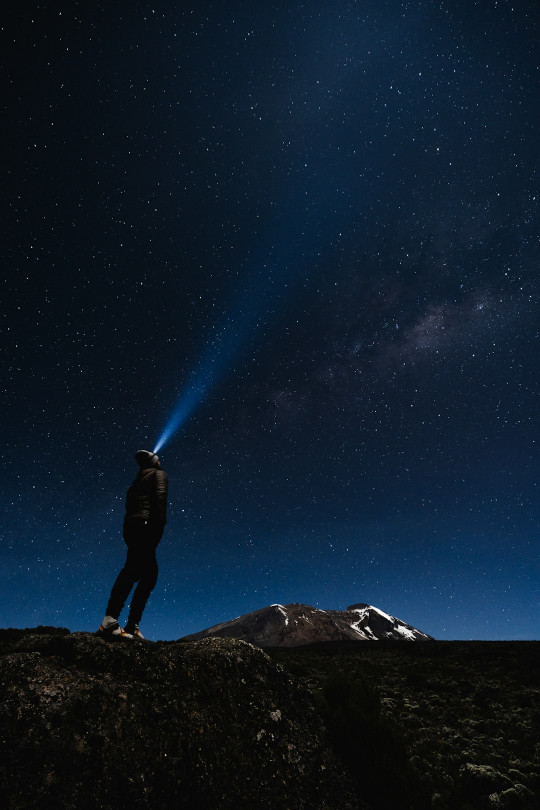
[2,1,538,641]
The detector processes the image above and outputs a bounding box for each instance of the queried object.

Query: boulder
[0,629,359,809]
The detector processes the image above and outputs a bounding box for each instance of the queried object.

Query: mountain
[180,602,434,646]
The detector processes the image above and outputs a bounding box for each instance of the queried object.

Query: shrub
[314,671,431,810]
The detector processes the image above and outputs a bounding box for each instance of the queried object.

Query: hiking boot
[97,616,133,640]
[124,624,145,641]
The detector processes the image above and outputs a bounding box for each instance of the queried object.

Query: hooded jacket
[124,467,168,526]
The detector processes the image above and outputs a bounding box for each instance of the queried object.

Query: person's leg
[100,520,142,631]
[98,560,136,637]
[125,551,158,630]
[105,564,136,620]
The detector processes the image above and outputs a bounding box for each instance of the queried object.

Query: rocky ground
[269,640,540,810]
[0,627,360,810]
[3,628,538,810]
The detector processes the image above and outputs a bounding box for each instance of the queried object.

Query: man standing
[98,450,168,640]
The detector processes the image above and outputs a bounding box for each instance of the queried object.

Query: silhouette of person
[98,450,168,640]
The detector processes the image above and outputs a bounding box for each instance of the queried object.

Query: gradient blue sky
[2,0,538,640]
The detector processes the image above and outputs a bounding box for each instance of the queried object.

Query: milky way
[1,1,538,640]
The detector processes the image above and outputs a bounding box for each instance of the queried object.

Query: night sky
[2,1,538,641]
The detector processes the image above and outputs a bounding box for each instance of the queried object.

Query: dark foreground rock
[0,628,359,810]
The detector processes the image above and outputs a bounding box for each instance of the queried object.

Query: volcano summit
[181,603,434,647]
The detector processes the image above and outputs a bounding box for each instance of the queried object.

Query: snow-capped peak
[181,601,434,646]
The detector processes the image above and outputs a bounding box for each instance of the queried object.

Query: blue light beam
[150,3,376,452]
[153,189,346,454]
[153,20,363,453]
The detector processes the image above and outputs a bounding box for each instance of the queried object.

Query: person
[97,450,168,641]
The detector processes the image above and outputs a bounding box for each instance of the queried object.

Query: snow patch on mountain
[271,604,289,625]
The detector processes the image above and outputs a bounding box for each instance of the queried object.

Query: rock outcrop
[0,627,359,809]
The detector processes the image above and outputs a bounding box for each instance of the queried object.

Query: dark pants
[106,520,162,627]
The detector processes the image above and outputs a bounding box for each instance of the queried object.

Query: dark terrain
[269,640,540,810]
[1,628,538,809]
[0,627,358,810]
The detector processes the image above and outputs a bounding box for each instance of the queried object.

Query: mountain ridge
[180,602,434,647]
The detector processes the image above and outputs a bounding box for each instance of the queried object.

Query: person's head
[135,450,160,469]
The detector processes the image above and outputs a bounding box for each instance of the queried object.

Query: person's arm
[151,469,168,527]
